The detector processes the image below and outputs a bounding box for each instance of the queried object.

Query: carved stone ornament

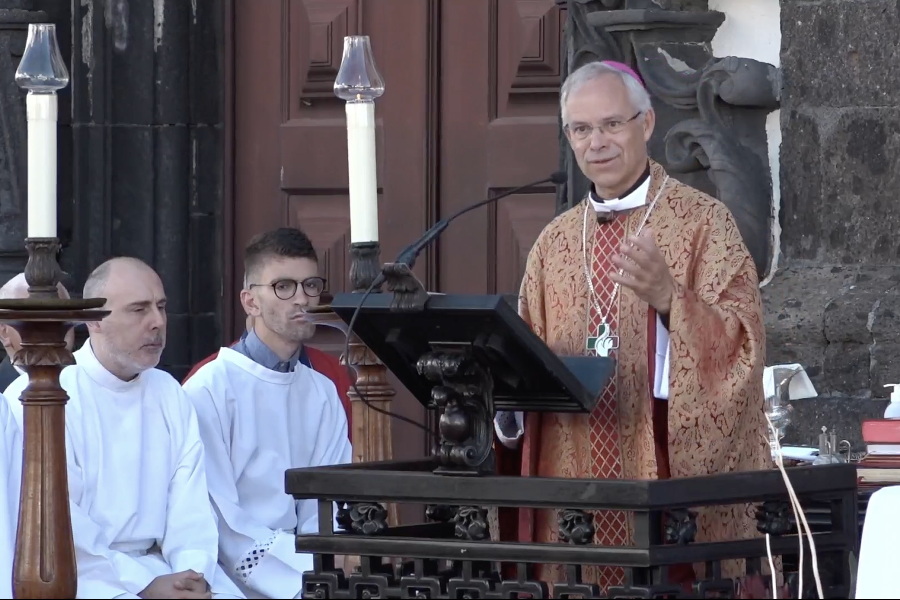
[561,0,780,276]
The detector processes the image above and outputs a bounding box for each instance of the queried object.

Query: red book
[861,419,900,444]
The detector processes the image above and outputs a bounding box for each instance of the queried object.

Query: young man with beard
[183,228,352,599]
[181,315,352,433]
[4,257,242,599]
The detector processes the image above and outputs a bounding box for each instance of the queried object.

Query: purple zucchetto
[600,60,645,88]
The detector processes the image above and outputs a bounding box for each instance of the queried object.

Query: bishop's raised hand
[608,227,675,315]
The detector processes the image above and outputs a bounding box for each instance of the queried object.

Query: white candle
[25,93,58,238]
[345,101,379,243]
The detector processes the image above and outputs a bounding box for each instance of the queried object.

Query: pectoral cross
[587,322,619,357]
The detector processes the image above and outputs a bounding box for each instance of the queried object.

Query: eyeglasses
[248,277,327,300]
[564,111,643,142]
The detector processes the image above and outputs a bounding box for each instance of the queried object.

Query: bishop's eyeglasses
[249,277,327,300]
[565,111,643,141]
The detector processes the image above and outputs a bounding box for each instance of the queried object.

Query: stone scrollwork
[651,54,779,276]
[561,0,780,276]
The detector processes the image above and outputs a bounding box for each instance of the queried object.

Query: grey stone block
[779,109,822,260]
[784,397,887,453]
[761,265,855,346]
[781,109,900,262]
[190,313,220,365]
[782,0,900,108]
[823,341,871,396]
[870,341,900,396]
[189,214,219,315]
[160,313,191,369]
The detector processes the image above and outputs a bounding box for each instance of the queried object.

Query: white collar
[589,175,652,214]
[76,339,146,392]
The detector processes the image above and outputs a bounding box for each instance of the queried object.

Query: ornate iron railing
[286,460,858,599]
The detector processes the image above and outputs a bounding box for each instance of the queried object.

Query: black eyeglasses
[564,111,643,141]
[248,277,327,300]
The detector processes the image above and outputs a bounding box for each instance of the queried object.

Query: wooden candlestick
[345,241,397,523]
[0,238,108,599]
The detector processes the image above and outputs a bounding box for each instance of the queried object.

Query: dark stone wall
[63,0,225,380]
[0,2,224,378]
[767,0,900,449]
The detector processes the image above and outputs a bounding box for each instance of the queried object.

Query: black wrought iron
[425,504,457,523]
[755,499,793,536]
[664,508,698,545]
[558,508,596,545]
[453,505,489,541]
[334,502,388,536]
[288,460,859,599]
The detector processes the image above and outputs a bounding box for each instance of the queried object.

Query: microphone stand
[380,172,564,311]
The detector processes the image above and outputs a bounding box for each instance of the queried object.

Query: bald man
[4,257,243,599]
[0,273,75,392]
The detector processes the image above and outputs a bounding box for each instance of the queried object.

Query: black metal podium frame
[285,460,859,599]
[330,292,614,475]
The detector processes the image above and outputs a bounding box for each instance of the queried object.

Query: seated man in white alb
[5,257,243,600]
[183,228,351,599]
[0,394,21,599]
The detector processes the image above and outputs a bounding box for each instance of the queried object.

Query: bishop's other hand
[609,227,674,315]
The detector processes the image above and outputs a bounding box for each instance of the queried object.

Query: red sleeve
[181,350,220,384]
[306,347,353,437]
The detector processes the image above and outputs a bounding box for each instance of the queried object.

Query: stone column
[764,0,900,448]
[68,0,225,378]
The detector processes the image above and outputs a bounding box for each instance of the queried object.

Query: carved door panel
[438,0,563,295]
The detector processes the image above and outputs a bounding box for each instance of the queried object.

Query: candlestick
[345,102,379,243]
[25,95,58,238]
[15,23,68,239]
[7,23,96,600]
[334,36,384,245]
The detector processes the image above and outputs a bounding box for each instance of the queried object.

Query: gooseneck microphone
[341,171,567,434]
[390,170,567,272]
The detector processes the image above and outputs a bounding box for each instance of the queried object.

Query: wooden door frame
[222,0,237,341]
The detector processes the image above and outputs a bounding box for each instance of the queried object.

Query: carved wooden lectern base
[0,238,108,599]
